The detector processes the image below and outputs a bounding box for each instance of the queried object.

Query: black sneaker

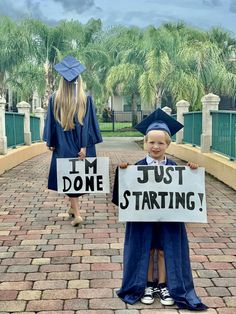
[141,286,155,304]
[156,283,174,306]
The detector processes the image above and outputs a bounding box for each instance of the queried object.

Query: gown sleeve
[112,159,146,206]
[112,167,119,206]
[43,95,56,147]
[81,96,103,148]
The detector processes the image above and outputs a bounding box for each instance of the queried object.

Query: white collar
[146,155,167,165]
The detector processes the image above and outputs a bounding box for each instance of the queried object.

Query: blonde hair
[54,76,87,131]
[145,130,172,145]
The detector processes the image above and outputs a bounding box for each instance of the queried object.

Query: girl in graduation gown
[43,56,102,226]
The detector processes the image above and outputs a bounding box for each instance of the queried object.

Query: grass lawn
[99,121,132,131]
[99,121,144,137]
[101,131,142,137]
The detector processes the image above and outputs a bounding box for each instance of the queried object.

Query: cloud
[122,10,179,28]
[25,0,47,20]
[25,0,41,11]
[0,0,59,25]
[202,0,222,6]
[229,0,236,13]
[53,0,98,14]
[0,0,27,19]
[0,0,235,34]
[0,0,51,24]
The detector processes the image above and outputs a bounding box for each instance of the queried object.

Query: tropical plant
[0,17,29,97]
[106,63,142,126]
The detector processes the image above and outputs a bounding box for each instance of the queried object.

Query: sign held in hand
[119,165,207,223]
[57,157,110,194]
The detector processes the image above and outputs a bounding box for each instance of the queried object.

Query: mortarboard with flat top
[54,55,86,82]
[135,108,183,136]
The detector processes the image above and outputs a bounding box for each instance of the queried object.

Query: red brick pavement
[0,148,236,313]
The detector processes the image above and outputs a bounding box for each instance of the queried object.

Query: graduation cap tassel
[75,79,78,103]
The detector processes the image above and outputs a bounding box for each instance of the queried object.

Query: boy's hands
[119,162,129,169]
[119,162,199,169]
[187,161,198,169]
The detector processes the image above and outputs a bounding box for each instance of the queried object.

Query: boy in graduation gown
[112,108,208,311]
[43,55,102,226]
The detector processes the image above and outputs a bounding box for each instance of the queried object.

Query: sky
[0,0,236,35]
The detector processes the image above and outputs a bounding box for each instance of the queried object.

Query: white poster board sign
[57,157,110,194]
[119,165,207,223]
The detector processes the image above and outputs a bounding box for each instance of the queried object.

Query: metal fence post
[112,110,115,132]
[0,97,8,154]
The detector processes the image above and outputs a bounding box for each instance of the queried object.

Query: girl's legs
[69,197,81,217]
[69,197,83,226]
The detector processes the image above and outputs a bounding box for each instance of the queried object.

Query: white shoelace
[160,287,170,298]
[144,287,153,296]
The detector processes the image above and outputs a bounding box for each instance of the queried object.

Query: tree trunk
[131,93,138,127]
[155,87,163,109]
[0,72,6,98]
[42,60,54,109]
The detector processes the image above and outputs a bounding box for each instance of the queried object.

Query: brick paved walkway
[0,142,236,313]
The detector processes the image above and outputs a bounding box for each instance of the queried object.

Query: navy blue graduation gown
[112,158,208,311]
[43,94,103,191]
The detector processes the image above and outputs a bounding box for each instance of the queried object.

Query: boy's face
[146,130,169,161]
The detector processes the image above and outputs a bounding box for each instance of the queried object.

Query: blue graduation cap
[135,108,183,136]
[54,55,86,82]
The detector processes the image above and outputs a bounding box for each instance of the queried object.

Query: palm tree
[22,19,72,107]
[138,23,236,111]
[2,17,236,113]
[106,63,141,126]
[22,19,97,107]
[77,25,142,110]
[0,17,29,97]
[7,61,45,103]
[104,26,147,124]
[139,25,197,109]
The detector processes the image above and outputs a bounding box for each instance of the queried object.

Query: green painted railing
[5,112,25,148]
[211,111,236,160]
[183,112,202,146]
[30,116,40,142]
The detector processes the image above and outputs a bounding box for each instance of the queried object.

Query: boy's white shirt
[146,154,167,165]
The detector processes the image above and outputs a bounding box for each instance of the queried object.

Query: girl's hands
[119,162,129,169]
[78,147,86,160]
[187,161,198,169]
